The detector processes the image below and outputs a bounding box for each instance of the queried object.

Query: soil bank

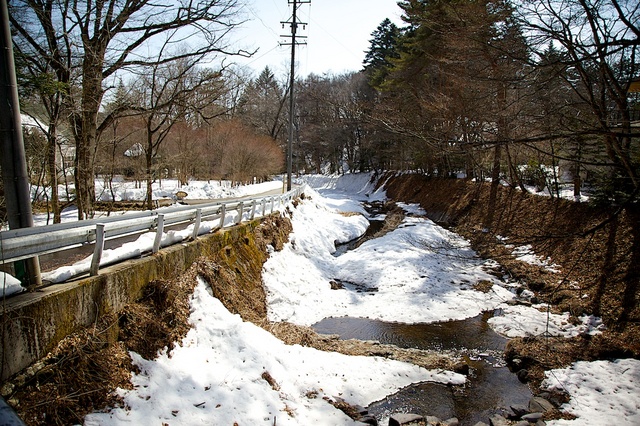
[381,172,640,386]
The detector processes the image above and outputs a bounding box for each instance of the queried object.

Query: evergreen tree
[363,18,403,87]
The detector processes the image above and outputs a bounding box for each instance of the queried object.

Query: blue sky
[231,0,404,77]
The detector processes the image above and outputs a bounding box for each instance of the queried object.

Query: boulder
[426,416,442,425]
[442,418,460,426]
[359,414,378,425]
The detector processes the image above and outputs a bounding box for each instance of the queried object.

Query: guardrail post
[250,200,257,220]
[270,197,275,214]
[219,204,226,229]
[236,202,244,225]
[90,224,106,276]
[192,209,202,240]
[153,214,164,253]
[262,198,266,216]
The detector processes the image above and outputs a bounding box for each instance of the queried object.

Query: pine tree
[363,18,402,87]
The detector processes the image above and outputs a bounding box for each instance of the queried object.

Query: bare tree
[11,0,250,219]
[127,49,227,209]
[517,0,640,203]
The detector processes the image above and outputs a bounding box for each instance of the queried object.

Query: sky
[6,173,638,424]
[230,0,405,77]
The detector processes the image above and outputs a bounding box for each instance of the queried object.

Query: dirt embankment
[382,172,640,386]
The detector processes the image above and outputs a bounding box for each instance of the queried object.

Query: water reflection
[312,315,532,425]
[333,219,385,256]
[313,313,505,352]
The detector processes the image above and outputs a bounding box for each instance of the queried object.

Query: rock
[510,404,529,417]
[330,280,344,290]
[473,422,489,426]
[513,422,530,426]
[359,414,378,425]
[425,416,442,425]
[453,362,470,375]
[529,396,554,413]
[389,413,424,426]
[516,369,529,382]
[489,414,510,426]
[443,418,460,426]
[354,405,368,415]
[522,412,543,422]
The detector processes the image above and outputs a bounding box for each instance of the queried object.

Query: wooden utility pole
[281,0,310,191]
[0,0,41,288]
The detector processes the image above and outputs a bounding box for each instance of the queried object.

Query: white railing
[0,187,303,280]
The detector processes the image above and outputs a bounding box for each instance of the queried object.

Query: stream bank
[381,173,640,388]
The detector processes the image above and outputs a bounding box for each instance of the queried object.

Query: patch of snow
[543,359,640,425]
[511,244,561,273]
[396,202,426,216]
[1,272,24,297]
[488,305,604,338]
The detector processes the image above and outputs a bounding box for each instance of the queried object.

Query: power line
[280,0,310,191]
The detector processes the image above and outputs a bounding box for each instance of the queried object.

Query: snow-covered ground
[262,173,635,425]
[6,173,638,424]
[84,279,464,425]
[543,359,640,426]
[32,179,283,226]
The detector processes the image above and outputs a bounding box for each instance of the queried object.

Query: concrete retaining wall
[0,220,261,382]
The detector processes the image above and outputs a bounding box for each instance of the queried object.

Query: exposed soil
[382,173,640,389]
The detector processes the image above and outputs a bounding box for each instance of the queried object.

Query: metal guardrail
[0,187,303,279]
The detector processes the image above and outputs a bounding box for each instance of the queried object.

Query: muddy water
[313,315,532,425]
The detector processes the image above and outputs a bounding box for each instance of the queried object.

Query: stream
[313,314,532,425]
[314,203,533,425]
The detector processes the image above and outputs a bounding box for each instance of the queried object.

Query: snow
[487,305,604,338]
[84,279,464,425]
[18,172,634,424]
[1,272,23,297]
[543,359,640,426]
[263,182,514,326]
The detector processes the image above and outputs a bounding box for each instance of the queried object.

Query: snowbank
[84,280,464,425]
[262,186,514,326]
[298,173,386,201]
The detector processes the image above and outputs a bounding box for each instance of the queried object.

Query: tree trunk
[145,129,154,211]
[484,143,502,230]
[46,127,60,223]
[73,60,103,219]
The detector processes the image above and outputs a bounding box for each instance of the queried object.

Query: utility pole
[281,0,310,191]
[0,0,41,288]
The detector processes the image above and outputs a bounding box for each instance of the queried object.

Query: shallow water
[333,219,385,256]
[312,314,532,425]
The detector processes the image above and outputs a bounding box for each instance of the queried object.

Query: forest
[2,0,639,222]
